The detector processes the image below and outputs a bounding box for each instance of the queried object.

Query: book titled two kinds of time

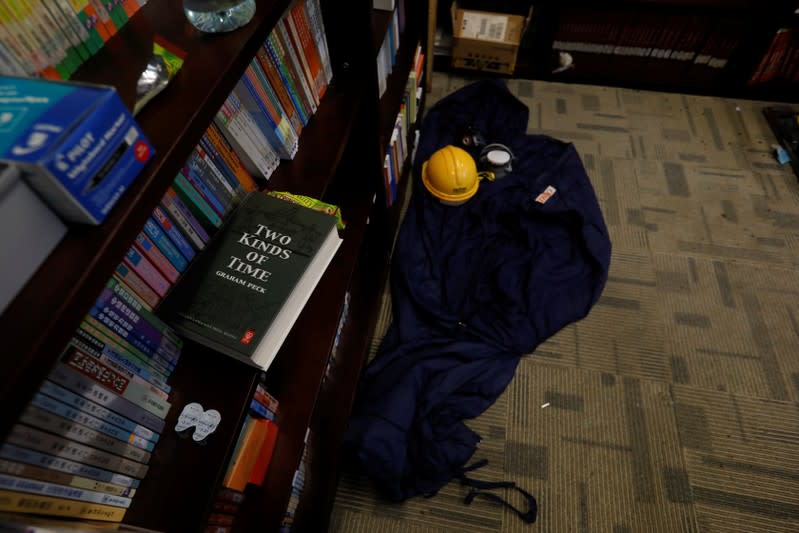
[161,192,342,370]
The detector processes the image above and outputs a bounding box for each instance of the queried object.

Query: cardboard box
[0,163,68,313]
[450,2,532,75]
[0,76,154,224]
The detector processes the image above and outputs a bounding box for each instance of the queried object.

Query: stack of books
[0,0,149,80]
[204,384,280,533]
[376,1,405,98]
[218,0,334,182]
[0,277,182,524]
[748,28,799,87]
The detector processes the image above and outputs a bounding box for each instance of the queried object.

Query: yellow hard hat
[422,145,479,204]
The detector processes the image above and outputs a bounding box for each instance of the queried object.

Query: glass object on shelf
[183,0,256,33]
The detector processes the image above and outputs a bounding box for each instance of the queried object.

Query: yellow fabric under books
[267,191,346,230]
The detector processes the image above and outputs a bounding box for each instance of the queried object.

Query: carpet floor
[328,74,799,533]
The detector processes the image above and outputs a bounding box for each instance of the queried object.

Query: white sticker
[175,402,222,442]
[535,185,557,204]
[460,13,508,42]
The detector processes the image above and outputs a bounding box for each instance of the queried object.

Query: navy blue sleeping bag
[344,80,611,512]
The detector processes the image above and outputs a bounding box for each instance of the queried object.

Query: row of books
[383,43,423,207]
[0,0,147,80]
[322,291,351,386]
[203,384,280,533]
[221,0,333,181]
[0,277,184,523]
[376,0,405,98]
[552,10,743,70]
[748,28,799,86]
[279,428,311,533]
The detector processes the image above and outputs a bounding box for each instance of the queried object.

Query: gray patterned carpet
[328,75,799,532]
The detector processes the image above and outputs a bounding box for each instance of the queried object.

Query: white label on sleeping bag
[535,185,556,204]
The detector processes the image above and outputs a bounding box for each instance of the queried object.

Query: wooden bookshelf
[0,0,426,531]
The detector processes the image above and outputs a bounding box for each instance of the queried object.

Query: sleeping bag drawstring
[459,459,537,524]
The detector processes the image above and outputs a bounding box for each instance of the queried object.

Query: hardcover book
[161,192,342,370]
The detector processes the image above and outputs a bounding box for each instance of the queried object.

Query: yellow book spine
[0,490,126,522]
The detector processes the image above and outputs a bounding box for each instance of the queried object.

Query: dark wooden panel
[124,343,259,532]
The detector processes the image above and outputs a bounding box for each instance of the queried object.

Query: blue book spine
[39,381,159,443]
[236,76,291,159]
[167,187,211,244]
[152,205,196,262]
[199,135,242,194]
[143,216,188,272]
[88,306,163,362]
[264,35,309,125]
[73,327,171,394]
[29,393,156,452]
[187,148,234,209]
[93,286,176,359]
[182,163,226,217]
[0,444,140,489]
[249,399,275,421]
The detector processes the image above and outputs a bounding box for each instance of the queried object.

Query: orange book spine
[247,419,279,486]
[223,418,270,491]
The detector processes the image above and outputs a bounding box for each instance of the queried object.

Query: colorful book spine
[0,459,135,497]
[249,399,275,420]
[264,32,309,125]
[68,333,170,401]
[135,232,180,283]
[255,45,303,135]
[108,276,183,350]
[123,246,171,298]
[181,163,227,218]
[0,444,139,489]
[61,350,171,419]
[153,205,196,262]
[82,315,175,376]
[0,474,132,508]
[19,405,151,463]
[198,135,244,202]
[234,76,293,160]
[39,379,159,442]
[172,172,223,231]
[114,263,161,310]
[191,145,238,207]
[162,185,210,249]
[255,384,279,412]
[246,60,299,154]
[277,18,317,116]
[48,363,166,433]
[0,490,126,522]
[6,425,149,479]
[204,122,259,192]
[290,0,327,99]
[223,91,282,177]
[103,282,182,367]
[86,306,157,368]
[304,0,333,85]
[28,393,156,452]
[143,216,189,272]
[284,8,319,106]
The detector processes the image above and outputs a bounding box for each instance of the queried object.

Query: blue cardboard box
[0,77,154,224]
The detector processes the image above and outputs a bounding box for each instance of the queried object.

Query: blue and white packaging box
[0,76,155,224]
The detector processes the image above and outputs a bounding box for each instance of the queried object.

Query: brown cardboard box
[450,2,532,75]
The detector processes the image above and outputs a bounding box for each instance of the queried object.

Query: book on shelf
[160,191,342,371]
